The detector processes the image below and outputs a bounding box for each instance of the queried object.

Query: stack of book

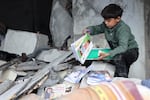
[86,71,112,85]
[64,65,93,83]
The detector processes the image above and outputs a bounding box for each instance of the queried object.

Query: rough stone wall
[50,0,73,49]
[144,0,150,78]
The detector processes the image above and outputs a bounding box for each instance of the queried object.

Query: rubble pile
[0,28,116,100]
[0,48,116,100]
[0,49,71,99]
[0,28,145,100]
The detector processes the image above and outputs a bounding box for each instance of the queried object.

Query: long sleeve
[87,23,105,35]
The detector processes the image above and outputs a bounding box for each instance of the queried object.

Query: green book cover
[71,34,93,64]
[87,48,112,60]
[71,34,111,63]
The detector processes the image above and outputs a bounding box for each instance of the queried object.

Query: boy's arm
[83,22,105,35]
[97,30,129,60]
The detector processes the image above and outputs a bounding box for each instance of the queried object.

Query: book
[87,48,111,60]
[64,65,93,83]
[44,83,73,99]
[71,34,93,64]
[86,71,112,85]
[71,34,111,64]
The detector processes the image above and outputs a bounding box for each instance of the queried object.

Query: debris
[1,69,17,81]
[0,78,31,100]
[52,62,72,72]
[37,49,68,62]
[16,61,47,71]
[0,80,14,95]
[16,51,72,98]
[0,47,50,71]
[28,75,48,94]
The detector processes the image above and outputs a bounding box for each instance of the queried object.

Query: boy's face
[104,17,121,29]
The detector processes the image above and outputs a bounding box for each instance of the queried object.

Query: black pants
[109,48,139,78]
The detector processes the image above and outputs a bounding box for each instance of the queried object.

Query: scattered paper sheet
[64,65,94,83]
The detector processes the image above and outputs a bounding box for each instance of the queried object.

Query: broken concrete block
[0,60,8,82]
[16,61,46,71]
[37,49,68,62]
[16,71,27,76]
[0,80,14,95]
[50,0,73,48]
[1,69,17,81]
[3,29,49,55]
[0,78,31,100]
[17,51,72,97]
[0,60,7,66]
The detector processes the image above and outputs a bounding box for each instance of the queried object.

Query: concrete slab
[3,29,49,55]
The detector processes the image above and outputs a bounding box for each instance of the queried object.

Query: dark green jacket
[87,20,138,57]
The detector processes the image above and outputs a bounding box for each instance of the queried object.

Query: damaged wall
[50,0,73,49]
[144,0,150,78]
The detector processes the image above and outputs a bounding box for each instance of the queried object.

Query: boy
[82,4,139,78]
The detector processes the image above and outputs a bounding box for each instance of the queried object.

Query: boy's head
[101,4,123,19]
[101,4,123,28]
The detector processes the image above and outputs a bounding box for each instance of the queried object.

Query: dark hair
[101,4,123,19]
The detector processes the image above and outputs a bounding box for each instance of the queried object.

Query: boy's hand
[82,28,91,35]
[98,52,110,60]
